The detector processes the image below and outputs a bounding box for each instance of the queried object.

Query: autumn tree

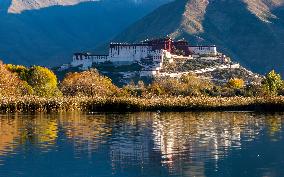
[61,69,120,97]
[148,73,213,97]
[27,66,61,97]
[0,61,32,96]
[180,73,213,96]
[123,80,148,97]
[227,78,245,89]
[148,81,166,96]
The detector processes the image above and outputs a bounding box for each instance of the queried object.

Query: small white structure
[189,45,217,56]
[71,53,109,69]
[58,64,70,71]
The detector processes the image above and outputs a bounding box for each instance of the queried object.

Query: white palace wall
[109,45,151,64]
[71,42,218,72]
[71,54,108,69]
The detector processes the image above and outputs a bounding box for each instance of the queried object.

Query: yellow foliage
[0,62,32,96]
[228,78,245,89]
[61,69,120,97]
[148,73,213,97]
[27,66,61,97]
[6,64,29,81]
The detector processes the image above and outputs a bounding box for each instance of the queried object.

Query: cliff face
[114,0,284,75]
[0,0,171,66]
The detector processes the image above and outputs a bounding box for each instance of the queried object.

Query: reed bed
[1,96,284,113]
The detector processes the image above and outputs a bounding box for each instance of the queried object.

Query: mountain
[7,0,97,14]
[113,0,284,75]
[0,0,172,66]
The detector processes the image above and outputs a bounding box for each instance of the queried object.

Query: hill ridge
[113,0,284,75]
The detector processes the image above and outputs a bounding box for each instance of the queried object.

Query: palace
[71,38,218,70]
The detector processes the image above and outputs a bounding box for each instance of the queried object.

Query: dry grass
[1,96,284,113]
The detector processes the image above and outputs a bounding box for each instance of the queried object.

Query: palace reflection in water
[0,112,283,177]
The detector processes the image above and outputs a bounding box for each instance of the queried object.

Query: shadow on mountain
[201,0,284,74]
[96,0,188,56]
[0,0,169,66]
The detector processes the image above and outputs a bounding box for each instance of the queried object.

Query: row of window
[191,46,216,50]
[112,46,149,50]
[75,56,108,60]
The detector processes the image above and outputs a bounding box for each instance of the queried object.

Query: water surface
[0,112,283,177]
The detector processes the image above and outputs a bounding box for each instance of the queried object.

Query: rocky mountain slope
[113,0,284,75]
[8,0,98,13]
[0,0,171,66]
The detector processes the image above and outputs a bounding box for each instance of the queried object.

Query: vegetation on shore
[1,96,284,113]
[1,60,284,112]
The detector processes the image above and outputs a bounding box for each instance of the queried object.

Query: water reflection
[59,112,112,156]
[0,114,59,155]
[0,115,19,157]
[0,112,283,177]
[151,112,266,174]
[265,114,283,138]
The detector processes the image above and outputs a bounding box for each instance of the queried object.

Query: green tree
[262,70,283,95]
[27,66,61,97]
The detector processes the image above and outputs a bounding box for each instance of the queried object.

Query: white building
[70,38,219,74]
[189,45,217,56]
[71,43,172,70]
[71,53,108,69]
[109,43,151,64]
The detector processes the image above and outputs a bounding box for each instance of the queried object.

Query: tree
[61,69,120,97]
[244,84,265,97]
[180,73,213,96]
[227,78,245,89]
[148,82,166,96]
[262,70,283,95]
[123,80,148,97]
[147,73,213,97]
[27,66,61,97]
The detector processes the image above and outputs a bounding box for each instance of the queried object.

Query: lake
[0,112,283,177]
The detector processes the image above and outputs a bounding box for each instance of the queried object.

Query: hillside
[0,0,171,66]
[113,0,284,75]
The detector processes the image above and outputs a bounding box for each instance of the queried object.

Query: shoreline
[1,96,284,113]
